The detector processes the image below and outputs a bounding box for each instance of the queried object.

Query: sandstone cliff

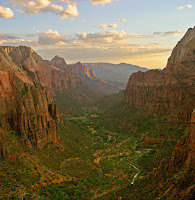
[49,57,84,90]
[147,108,195,199]
[0,47,61,150]
[1,46,84,92]
[123,27,195,123]
[123,27,195,199]
[49,55,68,70]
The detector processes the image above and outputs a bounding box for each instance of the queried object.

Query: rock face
[49,58,84,91]
[123,27,195,123]
[49,55,68,70]
[153,108,195,176]
[0,47,74,150]
[147,108,195,199]
[123,27,195,199]
[69,62,124,93]
[1,46,84,92]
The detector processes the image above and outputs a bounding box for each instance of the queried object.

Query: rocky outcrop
[146,108,195,199]
[70,62,99,82]
[123,27,195,123]
[128,28,195,199]
[49,55,68,70]
[152,108,195,178]
[168,107,195,170]
[2,46,53,89]
[1,46,84,92]
[0,47,60,149]
[49,61,84,91]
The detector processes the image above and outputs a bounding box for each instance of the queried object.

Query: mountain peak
[124,27,195,123]
[165,26,195,73]
[76,61,82,65]
[53,55,63,59]
[49,55,67,69]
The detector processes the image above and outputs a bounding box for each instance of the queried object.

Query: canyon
[122,27,195,199]
[0,27,194,199]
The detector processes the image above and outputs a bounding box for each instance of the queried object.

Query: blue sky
[0,0,194,68]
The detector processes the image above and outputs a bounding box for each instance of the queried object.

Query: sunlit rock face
[125,28,195,199]
[123,27,195,123]
[1,46,84,92]
[0,46,62,149]
[49,55,68,70]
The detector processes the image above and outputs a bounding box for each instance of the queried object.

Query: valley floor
[1,97,190,199]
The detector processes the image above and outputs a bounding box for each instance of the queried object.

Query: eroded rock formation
[123,27,195,199]
[123,27,195,123]
[0,47,62,149]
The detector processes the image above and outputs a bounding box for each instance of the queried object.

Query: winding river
[130,164,140,184]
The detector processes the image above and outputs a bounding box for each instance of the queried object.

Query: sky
[0,0,194,69]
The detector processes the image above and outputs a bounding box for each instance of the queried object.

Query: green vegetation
[0,90,189,199]
[55,86,104,115]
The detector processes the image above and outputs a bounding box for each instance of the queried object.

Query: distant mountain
[69,62,125,94]
[84,62,148,83]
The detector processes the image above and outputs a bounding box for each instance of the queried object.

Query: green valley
[1,91,188,199]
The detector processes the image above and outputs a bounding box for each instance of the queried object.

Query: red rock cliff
[123,27,195,123]
[1,46,84,92]
[49,57,84,90]
[0,47,60,149]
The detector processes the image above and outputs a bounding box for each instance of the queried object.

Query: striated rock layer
[49,57,84,91]
[123,27,195,123]
[123,27,195,199]
[0,47,62,149]
[0,47,85,150]
[1,46,84,92]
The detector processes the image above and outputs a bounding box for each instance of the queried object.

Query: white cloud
[100,23,117,29]
[128,33,152,38]
[90,0,115,6]
[160,31,183,37]
[42,4,64,13]
[186,4,192,8]
[0,33,18,40]
[17,9,24,15]
[76,30,127,44]
[177,4,192,9]
[116,18,127,22]
[0,5,14,18]
[59,4,79,19]
[177,6,185,10]
[35,41,172,69]
[8,0,79,19]
[128,31,183,38]
[0,32,38,46]
[0,29,175,68]
[37,29,70,45]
